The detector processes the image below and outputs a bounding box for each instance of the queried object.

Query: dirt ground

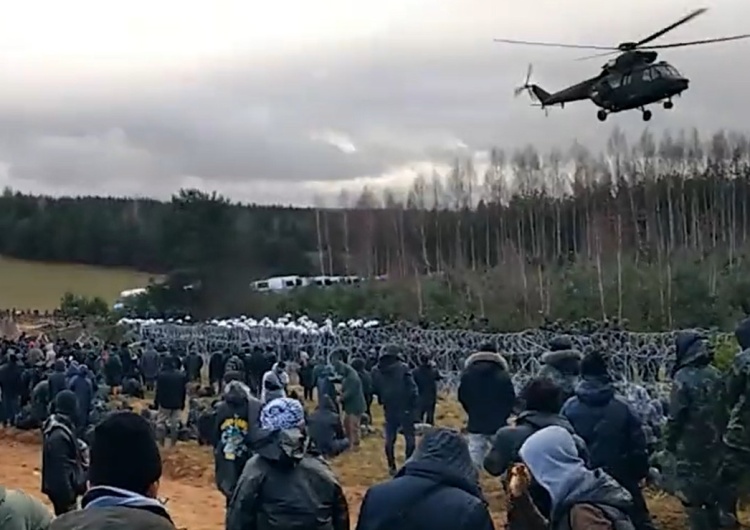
[0,397,700,530]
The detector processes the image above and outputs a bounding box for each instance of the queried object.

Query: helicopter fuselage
[589,60,689,112]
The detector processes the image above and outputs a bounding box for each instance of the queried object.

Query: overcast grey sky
[0,0,748,205]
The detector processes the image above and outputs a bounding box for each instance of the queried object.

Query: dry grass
[0,395,719,530]
[0,255,156,310]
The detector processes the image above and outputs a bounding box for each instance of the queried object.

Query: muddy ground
[0,397,698,530]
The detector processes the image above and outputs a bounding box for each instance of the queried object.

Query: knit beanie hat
[580,351,609,378]
[89,411,162,495]
[260,397,305,431]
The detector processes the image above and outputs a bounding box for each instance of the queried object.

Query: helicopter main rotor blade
[493,38,616,51]
[634,7,707,47]
[643,34,750,49]
[576,50,619,61]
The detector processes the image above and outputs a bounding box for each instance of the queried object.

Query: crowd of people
[0,317,748,530]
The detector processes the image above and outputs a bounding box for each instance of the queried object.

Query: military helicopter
[494,8,750,122]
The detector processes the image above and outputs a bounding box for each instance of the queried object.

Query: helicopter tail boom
[529,85,551,104]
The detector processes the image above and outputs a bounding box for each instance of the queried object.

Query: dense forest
[4,127,750,330]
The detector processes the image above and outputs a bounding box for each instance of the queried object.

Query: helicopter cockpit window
[608,76,622,88]
[642,69,652,81]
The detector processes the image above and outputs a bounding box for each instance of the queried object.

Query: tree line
[3,127,750,329]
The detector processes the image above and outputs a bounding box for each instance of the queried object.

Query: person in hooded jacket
[67,364,94,434]
[298,352,315,401]
[140,344,160,392]
[154,356,187,447]
[49,411,175,530]
[356,428,495,530]
[48,360,68,403]
[0,485,53,530]
[331,351,366,449]
[538,337,583,404]
[31,379,51,427]
[715,316,750,528]
[226,397,350,530]
[103,351,123,395]
[307,395,349,458]
[213,379,263,505]
[458,348,517,468]
[413,354,442,425]
[261,361,289,403]
[485,377,588,520]
[350,357,373,420]
[209,350,226,394]
[41,390,86,516]
[560,351,653,530]
[0,353,23,426]
[372,345,419,475]
[666,331,723,530]
[225,352,246,381]
[314,362,339,411]
[185,350,204,383]
[510,425,635,530]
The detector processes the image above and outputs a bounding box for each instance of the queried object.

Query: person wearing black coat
[458,349,516,468]
[372,345,419,476]
[48,360,68,403]
[351,357,373,420]
[0,354,23,426]
[413,355,442,425]
[484,377,589,521]
[308,395,349,457]
[208,351,225,393]
[185,351,204,383]
[42,390,86,516]
[104,352,124,395]
[298,352,316,402]
[356,428,495,530]
[154,357,187,448]
[561,351,655,530]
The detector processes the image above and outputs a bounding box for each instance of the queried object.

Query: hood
[736,318,750,350]
[224,380,251,406]
[520,426,631,518]
[516,411,575,432]
[318,395,338,413]
[574,377,615,407]
[82,486,172,521]
[254,427,306,467]
[399,428,483,500]
[377,355,406,374]
[673,331,711,373]
[43,413,76,437]
[464,351,508,371]
[541,350,582,375]
[350,357,366,371]
[335,362,356,378]
[53,359,66,372]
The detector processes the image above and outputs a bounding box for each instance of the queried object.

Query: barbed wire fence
[122,320,733,393]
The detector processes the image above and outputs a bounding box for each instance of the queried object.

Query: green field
[0,256,156,311]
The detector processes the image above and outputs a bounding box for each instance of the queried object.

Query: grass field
[0,256,156,310]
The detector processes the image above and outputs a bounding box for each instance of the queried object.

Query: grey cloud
[0,0,749,204]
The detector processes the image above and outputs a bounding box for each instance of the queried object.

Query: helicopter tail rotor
[514,64,535,98]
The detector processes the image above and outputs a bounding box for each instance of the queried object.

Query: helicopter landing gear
[663,100,674,110]
[642,109,653,122]
[597,110,608,122]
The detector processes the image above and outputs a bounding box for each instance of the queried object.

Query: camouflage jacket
[722,348,750,452]
[666,333,722,464]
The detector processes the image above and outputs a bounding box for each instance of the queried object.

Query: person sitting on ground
[356,428,495,530]
[484,377,588,519]
[308,395,350,458]
[0,485,53,530]
[510,425,635,530]
[49,411,175,530]
[226,397,349,530]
